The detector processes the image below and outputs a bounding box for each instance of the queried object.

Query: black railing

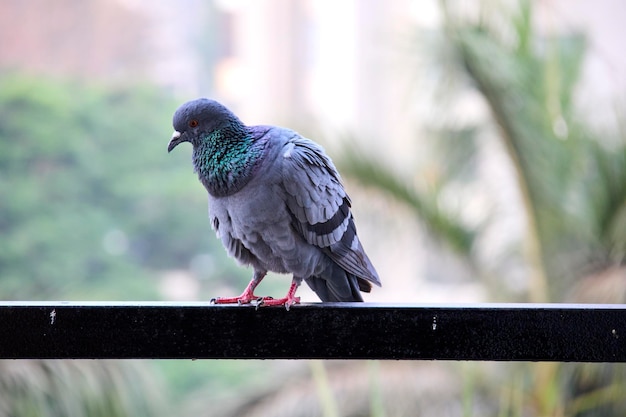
[1,302,624,361]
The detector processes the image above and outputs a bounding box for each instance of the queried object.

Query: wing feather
[281,135,380,286]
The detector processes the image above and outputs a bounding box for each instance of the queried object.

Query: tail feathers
[357,277,372,293]
[304,265,365,302]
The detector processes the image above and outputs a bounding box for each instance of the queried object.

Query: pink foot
[211,273,268,305]
[259,295,301,311]
[258,280,301,310]
[211,291,271,305]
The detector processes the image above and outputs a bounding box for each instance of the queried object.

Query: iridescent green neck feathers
[192,126,264,197]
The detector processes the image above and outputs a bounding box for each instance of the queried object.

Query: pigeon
[168,98,380,308]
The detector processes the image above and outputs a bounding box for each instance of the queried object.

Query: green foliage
[0,73,248,301]
[0,360,166,417]
[340,142,477,257]
[447,2,626,296]
[158,359,275,406]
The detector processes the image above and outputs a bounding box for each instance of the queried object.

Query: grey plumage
[168,98,380,306]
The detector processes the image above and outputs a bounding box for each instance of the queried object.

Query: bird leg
[257,278,302,311]
[212,270,269,305]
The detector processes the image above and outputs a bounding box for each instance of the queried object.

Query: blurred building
[190,0,424,155]
[4,0,623,150]
[0,0,152,79]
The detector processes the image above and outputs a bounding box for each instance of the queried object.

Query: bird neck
[193,126,264,197]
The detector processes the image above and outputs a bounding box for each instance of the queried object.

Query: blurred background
[1,0,626,415]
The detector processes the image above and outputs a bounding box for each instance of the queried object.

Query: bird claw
[284,297,301,311]
[259,296,301,310]
[251,297,264,310]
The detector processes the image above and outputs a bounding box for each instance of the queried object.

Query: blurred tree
[338,0,626,415]
[0,360,166,417]
[0,73,249,300]
[189,361,497,417]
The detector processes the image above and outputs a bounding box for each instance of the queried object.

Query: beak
[168,131,184,153]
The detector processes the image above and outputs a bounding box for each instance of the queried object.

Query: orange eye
[189,119,199,128]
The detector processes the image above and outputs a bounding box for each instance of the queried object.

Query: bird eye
[189,119,199,128]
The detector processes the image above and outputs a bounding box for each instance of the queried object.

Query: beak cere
[168,131,183,153]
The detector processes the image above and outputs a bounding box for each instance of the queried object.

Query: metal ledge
[0,302,624,361]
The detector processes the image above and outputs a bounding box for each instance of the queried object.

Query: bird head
[167,98,241,152]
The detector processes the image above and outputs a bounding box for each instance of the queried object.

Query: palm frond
[339,144,476,258]
[444,1,590,300]
[0,360,167,417]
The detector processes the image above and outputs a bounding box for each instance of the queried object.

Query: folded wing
[280,135,380,288]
